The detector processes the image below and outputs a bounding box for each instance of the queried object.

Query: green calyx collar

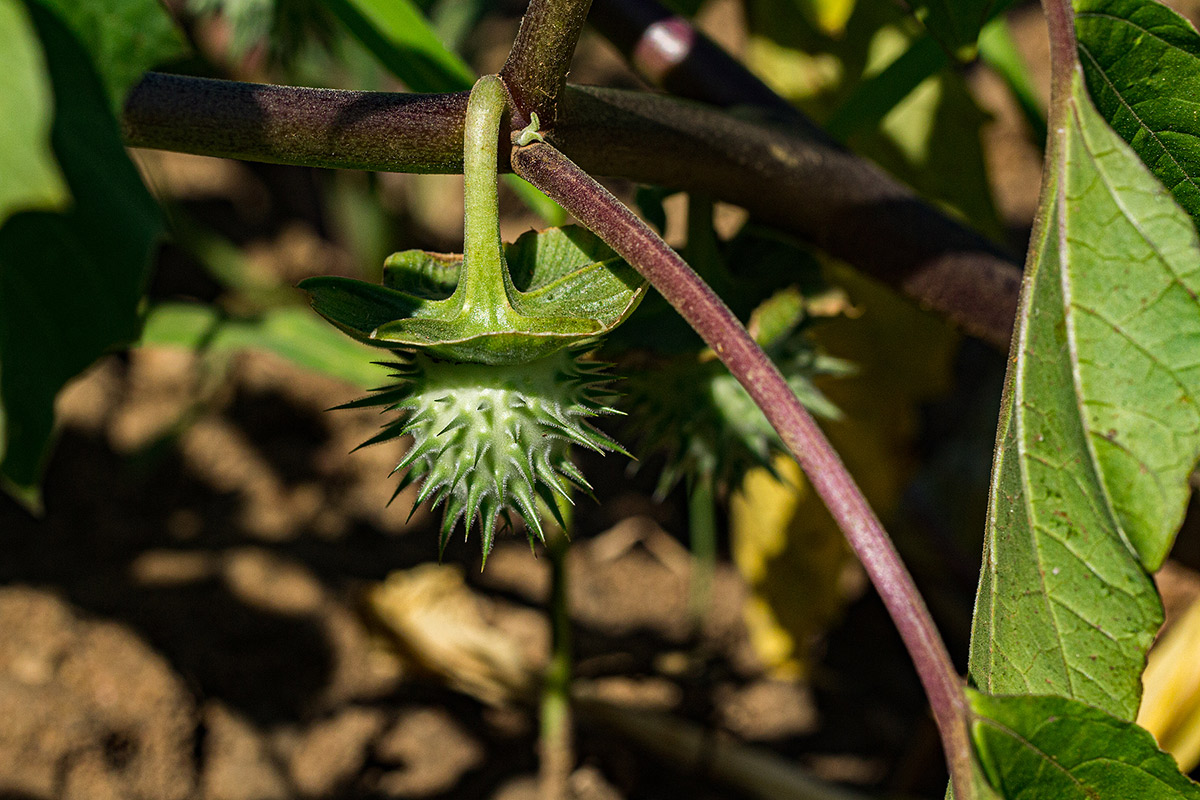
[300,75,645,365]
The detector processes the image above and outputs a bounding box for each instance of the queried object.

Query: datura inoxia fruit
[300,75,646,559]
[625,287,851,497]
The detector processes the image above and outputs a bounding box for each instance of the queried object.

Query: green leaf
[0,0,68,226]
[969,690,1200,798]
[37,0,187,110]
[803,7,1002,238]
[425,0,488,54]
[140,303,385,389]
[847,61,1004,240]
[967,69,1200,721]
[825,36,948,141]
[506,176,568,228]
[1075,0,1200,230]
[910,0,1009,60]
[323,0,473,93]
[301,226,647,365]
[0,1,162,500]
[978,17,1047,147]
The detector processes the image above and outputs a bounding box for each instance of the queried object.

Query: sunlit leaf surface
[970,690,1200,798]
[967,70,1200,720]
[1076,0,1200,229]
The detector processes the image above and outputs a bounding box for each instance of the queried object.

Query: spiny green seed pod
[625,354,838,497]
[347,347,623,559]
[300,76,645,556]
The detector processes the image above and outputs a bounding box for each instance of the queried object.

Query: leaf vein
[1076,41,1200,204]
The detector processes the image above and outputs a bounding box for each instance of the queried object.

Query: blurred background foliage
[7,0,1200,796]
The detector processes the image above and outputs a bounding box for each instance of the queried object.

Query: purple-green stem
[501,0,594,130]
[587,0,830,143]
[512,139,975,800]
[1042,0,1077,110]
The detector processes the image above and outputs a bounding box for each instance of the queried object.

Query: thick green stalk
[457,75,510,320]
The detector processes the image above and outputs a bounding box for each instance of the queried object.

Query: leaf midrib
[1061,92,1154,578]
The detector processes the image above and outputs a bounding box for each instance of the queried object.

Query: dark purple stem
[501,0,594,129]
[588,0,830,142]
[123,74,1020,350]
[123,72,470,173]
[512,140,976,800]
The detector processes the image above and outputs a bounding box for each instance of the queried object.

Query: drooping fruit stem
[512,139,976,800]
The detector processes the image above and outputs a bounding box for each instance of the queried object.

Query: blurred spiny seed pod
[623,287,853,498]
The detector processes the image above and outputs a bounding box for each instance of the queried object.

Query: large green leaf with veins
[967,69,1200,721]
[969,690,1200,798]
[1075,0,1200,230]
[0,2,162,502]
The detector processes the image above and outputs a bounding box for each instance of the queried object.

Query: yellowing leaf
[798,0,857,37]
[731,455,863,677]
[367,564,536,705]
[744,37,844,103]
[1139,593,1200,771]
[731,264,958,676]
[814,262,959,453]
